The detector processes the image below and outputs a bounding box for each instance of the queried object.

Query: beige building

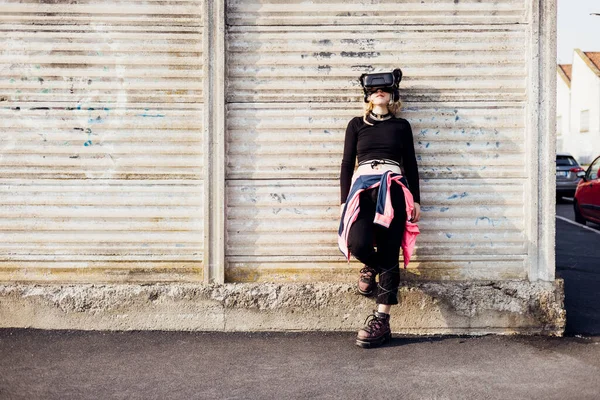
[557,50,600,164]
[0,0,563,335]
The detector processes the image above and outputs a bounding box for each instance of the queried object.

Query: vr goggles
[359,68,403,103]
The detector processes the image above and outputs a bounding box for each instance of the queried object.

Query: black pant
[347,184,407,305]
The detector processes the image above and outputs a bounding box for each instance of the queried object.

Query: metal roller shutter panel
[0,0,205,282]
[225,0,530,282]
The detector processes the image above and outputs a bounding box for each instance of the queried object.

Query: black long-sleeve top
[340,115,421,204]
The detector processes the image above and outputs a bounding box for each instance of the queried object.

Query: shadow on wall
[387,84,546,331]
[397,84,527,283]
[225,83,529,285]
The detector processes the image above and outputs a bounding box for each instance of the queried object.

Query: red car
[574,155,600,225]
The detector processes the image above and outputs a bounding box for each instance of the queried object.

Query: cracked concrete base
[0,280,565,335]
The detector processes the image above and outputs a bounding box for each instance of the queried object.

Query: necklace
[369,111,391,121]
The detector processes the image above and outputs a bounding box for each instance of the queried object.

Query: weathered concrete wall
[0,0,562,335]
[0,281,565,335]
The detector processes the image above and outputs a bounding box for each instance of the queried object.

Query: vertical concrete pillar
[203,0,226,284]
[527,0,557,282]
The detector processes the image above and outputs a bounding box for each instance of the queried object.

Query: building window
[580,110,590,132]
[557,115,562,135]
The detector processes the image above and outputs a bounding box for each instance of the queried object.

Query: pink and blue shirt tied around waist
[338,170,420,269]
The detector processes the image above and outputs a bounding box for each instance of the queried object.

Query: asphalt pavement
[1,329,600,400]
[0,202,599,400]
[556,201,600,335]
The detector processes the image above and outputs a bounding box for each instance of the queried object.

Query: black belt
[358,159,400,169]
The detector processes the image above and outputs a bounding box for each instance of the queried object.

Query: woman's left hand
[411,202,421,223]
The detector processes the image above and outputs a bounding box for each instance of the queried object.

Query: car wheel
[574,200,586,225]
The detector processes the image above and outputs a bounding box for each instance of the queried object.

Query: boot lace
[376,263,399,298]
[359,266,375,281]
[362,313,384,334]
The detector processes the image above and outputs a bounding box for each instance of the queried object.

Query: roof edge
[557,65,571,88]
[575,49,600,78]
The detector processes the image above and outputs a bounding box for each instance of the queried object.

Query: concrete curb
[0,280,565,335]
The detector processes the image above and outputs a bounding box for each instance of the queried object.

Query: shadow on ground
[555,210,600,336]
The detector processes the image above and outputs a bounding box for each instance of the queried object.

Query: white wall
[556,71,571,153]
[567,51,600,164]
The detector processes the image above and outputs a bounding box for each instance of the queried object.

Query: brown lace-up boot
[355,311,391,348]
[357,266,377,296]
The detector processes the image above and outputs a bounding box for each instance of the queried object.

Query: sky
[557,0,600,64]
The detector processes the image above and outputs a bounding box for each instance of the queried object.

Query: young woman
[338,70,421,348]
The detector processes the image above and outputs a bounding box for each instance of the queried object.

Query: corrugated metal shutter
[226,0,529,282]
[0,1,204,282]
